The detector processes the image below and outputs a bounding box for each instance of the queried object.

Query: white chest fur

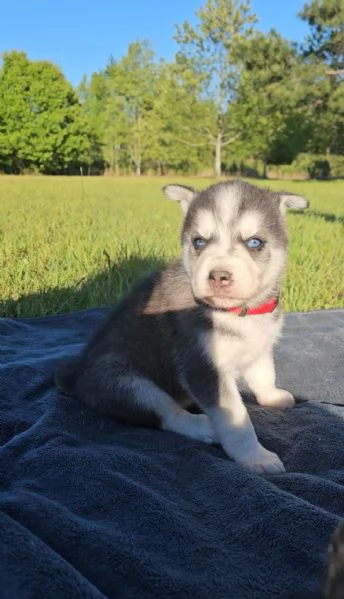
[202,311,284,376]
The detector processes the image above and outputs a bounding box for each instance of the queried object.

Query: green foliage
[299,0,344,69]
[232,30,300,172]
[0,0,343,175]
[325,153,344,176]
[175,0,258,176]
[0,52,93,174]
[111,41,157,175]
[307,158,330,179]
[294,152,344,177]
[80,43,213,175]
[142,61,213,173]
[299,0,344,155]
[267,153,344,178]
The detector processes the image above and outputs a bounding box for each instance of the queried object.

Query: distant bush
[267,154,344,180]
[224,160,260,178]
[327,155,344,178]
[308,160,330,180]
[266,163,308,179]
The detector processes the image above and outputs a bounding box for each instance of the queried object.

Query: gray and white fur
[55,180,308,474]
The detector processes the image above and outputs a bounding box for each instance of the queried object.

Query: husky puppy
[55,180,308,474]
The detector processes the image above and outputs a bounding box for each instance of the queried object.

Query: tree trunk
[136,163,141,176]
[110,146,115,175]
[114,145,119,176]
[110,142,120,176]
[215,133,222,177]
[262,157,267,179]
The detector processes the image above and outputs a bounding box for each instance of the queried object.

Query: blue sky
[1,0,309,86]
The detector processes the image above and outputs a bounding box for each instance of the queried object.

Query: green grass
[0,176,343,317]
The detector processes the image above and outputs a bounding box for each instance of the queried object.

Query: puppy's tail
[54,357,82,398]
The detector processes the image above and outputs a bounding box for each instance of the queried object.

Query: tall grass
[0,176,343,317]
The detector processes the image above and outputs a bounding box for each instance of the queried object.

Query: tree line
[0,0,343,177]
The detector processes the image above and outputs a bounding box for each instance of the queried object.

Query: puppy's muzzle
[208,270,233,290]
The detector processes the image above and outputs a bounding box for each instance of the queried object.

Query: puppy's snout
[209,270,232,289]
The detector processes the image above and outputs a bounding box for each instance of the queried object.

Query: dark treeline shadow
[304,210,344,225]
[2,254,166,319]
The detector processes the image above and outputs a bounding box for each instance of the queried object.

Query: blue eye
[246,238,263,250]
[193,237,207,250]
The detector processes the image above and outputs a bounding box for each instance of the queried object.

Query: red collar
[227,296,279,317]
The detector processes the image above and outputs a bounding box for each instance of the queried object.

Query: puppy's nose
[209,270,232,288]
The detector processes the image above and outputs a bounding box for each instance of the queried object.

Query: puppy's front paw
[196,414,219,444]
[238,445,285,474]
[258,388,295,410]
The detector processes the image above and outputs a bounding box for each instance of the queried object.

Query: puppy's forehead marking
[194,209,217,238]
[214,184,240,225]
[237,211,263,239]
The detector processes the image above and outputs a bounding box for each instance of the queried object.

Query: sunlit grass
[0,176,343,317]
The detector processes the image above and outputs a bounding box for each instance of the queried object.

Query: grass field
[0,176,343,318]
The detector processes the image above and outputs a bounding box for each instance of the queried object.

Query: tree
[299,0,344,71]
[232,30,302,174]
[299,0,344,155]
[113,41,157,175]
[144,61,213,174]
[175,0,257,176]
[0,51,93,174]
[81,42,161,175]
[80,42,212,175]
[79,70,127,175]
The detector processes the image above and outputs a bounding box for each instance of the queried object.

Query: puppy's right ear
[163,184,196,215]
[278,192,309,213]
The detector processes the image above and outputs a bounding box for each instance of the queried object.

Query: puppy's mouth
[200,293,247,310]
[194,287,251,310]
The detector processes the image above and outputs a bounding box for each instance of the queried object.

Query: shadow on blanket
[0,308,343,599]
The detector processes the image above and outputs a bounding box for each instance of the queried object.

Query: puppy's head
[163,180,308,310]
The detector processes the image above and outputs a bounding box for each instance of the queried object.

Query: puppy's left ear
[163,184,196,215]
[278,192,309,213]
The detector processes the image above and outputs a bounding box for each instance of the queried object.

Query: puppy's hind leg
[75,358,217,444]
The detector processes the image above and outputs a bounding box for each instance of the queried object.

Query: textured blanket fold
[0,309,343,599]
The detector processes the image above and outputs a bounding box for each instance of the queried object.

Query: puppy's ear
[278,192,309,213]
[163,184,196,215]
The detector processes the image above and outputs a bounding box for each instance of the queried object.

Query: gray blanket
[0,308,343,599]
